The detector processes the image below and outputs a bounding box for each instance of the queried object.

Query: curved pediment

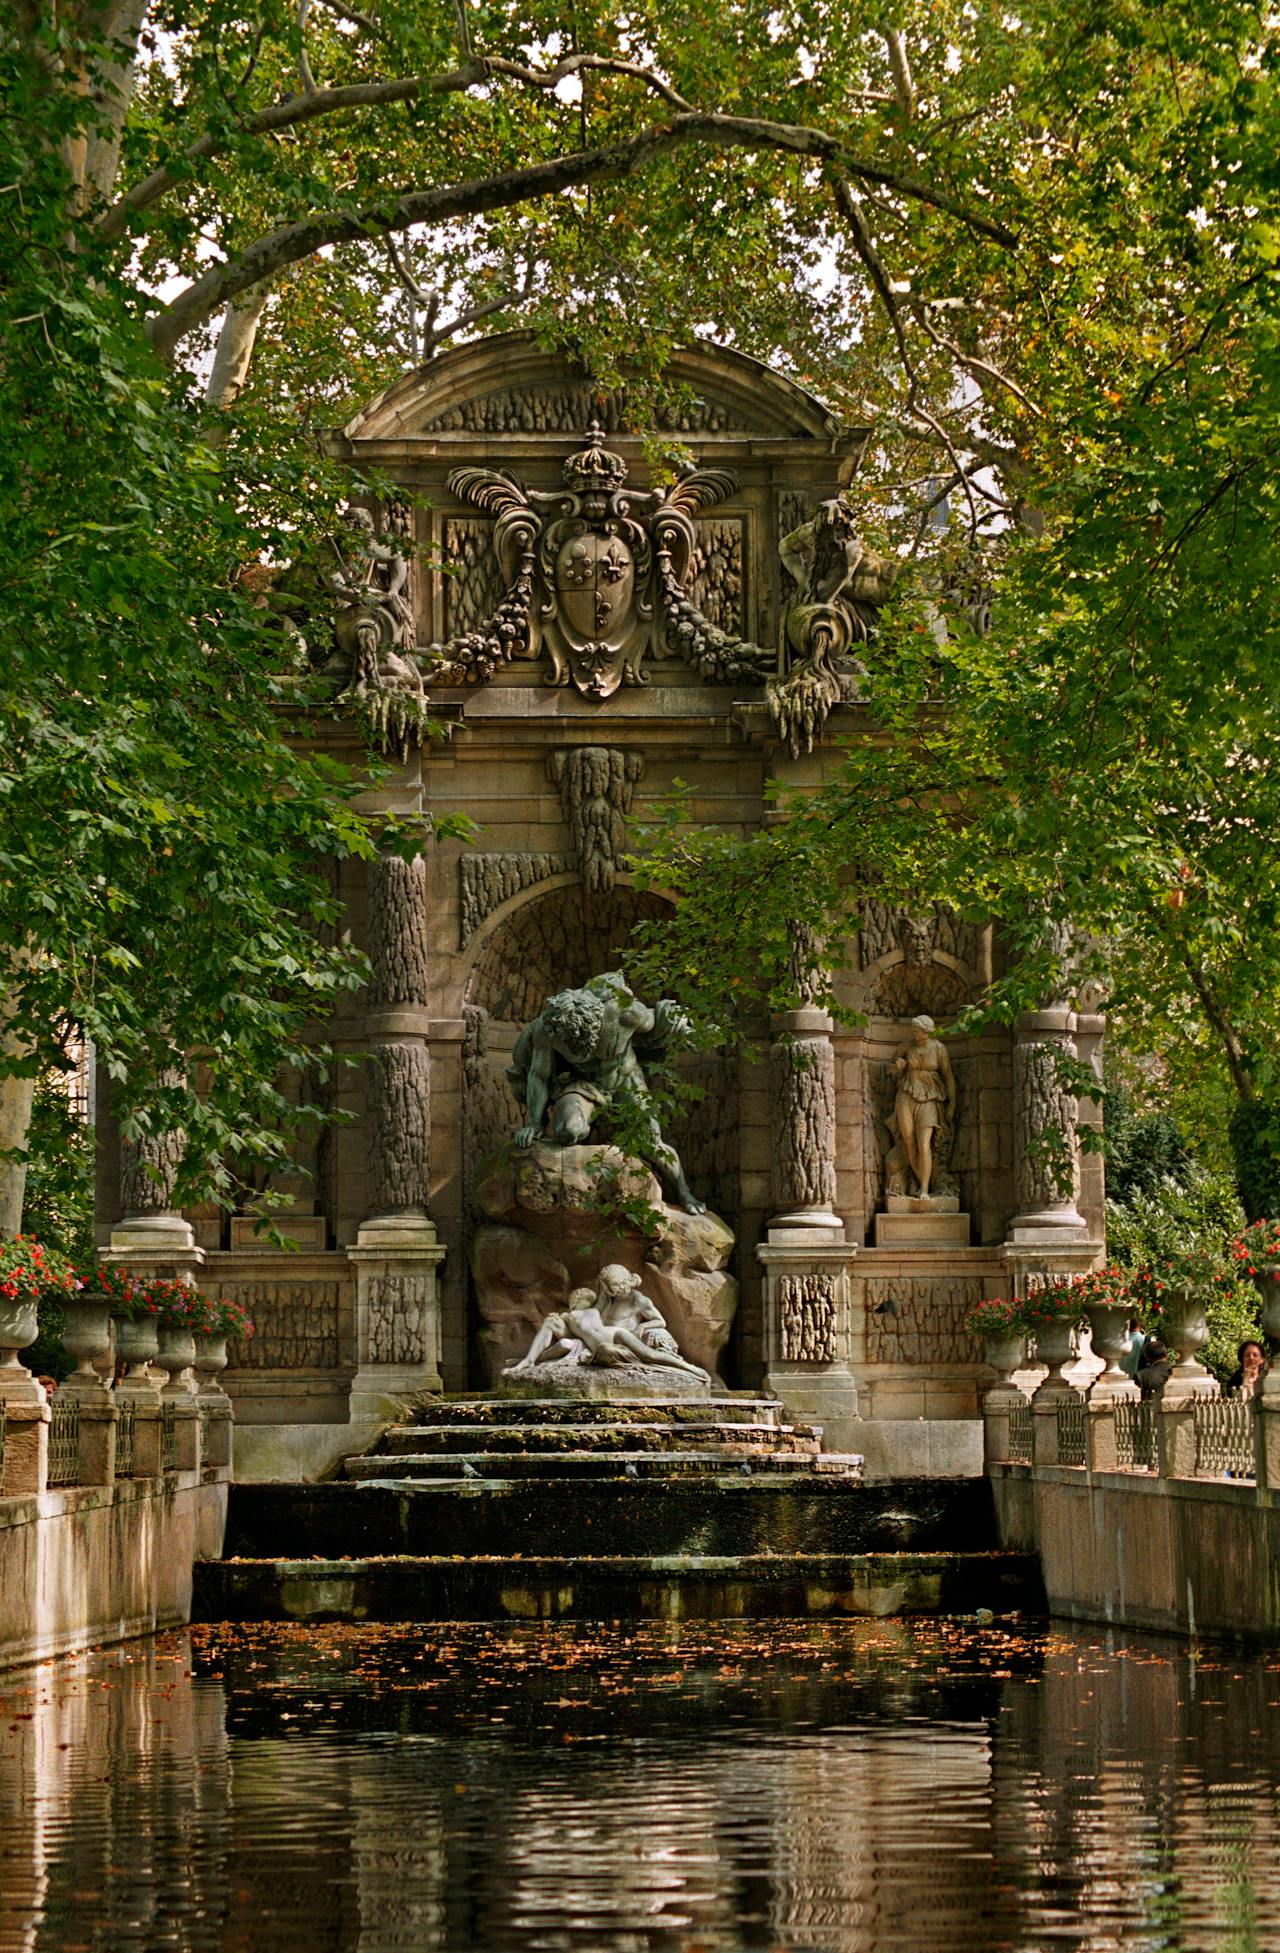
[344,332,851,445]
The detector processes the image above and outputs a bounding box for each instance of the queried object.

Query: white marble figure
[891,1014,956,1199]
[505,1263,711,1383]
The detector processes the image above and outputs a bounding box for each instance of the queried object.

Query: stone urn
[192,1331,229,1397]
[1161,1291,1215,1398]
[0,1297,39,1373]
[60,1295,113,1390]
[1252,1266,1280,1343]
[1029,1317,1077,1401]
[114,1312,159,1381]
[155,1323,198,1395]
[1084,1301,1138,1400]
[982,1331,1026,1385]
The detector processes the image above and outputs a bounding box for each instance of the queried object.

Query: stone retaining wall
[0,1473,228,1672]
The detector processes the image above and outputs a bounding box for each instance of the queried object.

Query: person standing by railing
[1227,1340,1268,1400]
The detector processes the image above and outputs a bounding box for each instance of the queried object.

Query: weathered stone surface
[467,883,670,1026]
[459,852,573,945]
[225,1281,343,1370]
[779,1273,839,1363]
[688,518,745,636]
[547,746,643,896]
[422,382,753,435]
[368,853,429,1006]
[472,1143,737,1384]
[443,516,503,636]
[770,1035,837,1212]
[367,1042,431,1216]
[498,1354,709,1399]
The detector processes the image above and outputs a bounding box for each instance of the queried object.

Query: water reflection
[1,1619,1278,1951]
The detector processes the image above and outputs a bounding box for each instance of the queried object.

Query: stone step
[344,1450,861,1483]
[395,1395,786,1429]
[224,1477,999,1564]
[375,1420,821,1458]
[194,1549,1044,1625]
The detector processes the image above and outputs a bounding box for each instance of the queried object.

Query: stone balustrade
[0,1335,234,1501]
[985,1374,1274,1486]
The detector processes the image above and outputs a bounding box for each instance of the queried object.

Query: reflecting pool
[2,1618,1279,1951]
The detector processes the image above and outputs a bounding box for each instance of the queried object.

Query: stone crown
[562,421,628,494]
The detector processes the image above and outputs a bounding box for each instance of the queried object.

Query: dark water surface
[2,1618,1279,1953]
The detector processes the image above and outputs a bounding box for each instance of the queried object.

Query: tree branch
[144,112,1018,355]
[101,79,1015,254]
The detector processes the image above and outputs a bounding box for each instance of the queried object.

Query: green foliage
[1228,1102,1280,1226]
[1105,1170,1259,1380]
[21,1070,95,1267]
[1103,1087,1191,1207]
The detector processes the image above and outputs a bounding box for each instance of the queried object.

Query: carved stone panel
[688,518,745,637]
[365,1272,432,1365]
[779,1273,839,1363]
[422,384,753,435]
[871,964,969,1019]
[859,900,983,976]
[862,1276,987,1366]
[368,1042,431,1215]
[548,747,644,897]
[463,1005,517,1224]
[226,1280,342,1369]
[443,517,504,638]
[459,852,573,946]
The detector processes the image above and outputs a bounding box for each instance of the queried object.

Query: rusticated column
[1010,1007,1087,1237]
[759,999,857,1442]
[768,1005,839,1231]
[364,852,432,1224]
[114,1068,196,1254]
[351,849,445,1414]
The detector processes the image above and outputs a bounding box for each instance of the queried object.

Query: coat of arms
[426,423,753,700]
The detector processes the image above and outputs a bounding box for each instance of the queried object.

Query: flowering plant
[92,1260,156,1319]
[1232,1219,1280,1274]
[1128,1242,1235,1321]
[0,1235,75,1303]
[1066,1264,1135,1312]
[1018,1277,1089,1332]
[963,1296,1025,1340]
[188,1292,254,1340]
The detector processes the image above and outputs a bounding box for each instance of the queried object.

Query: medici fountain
[93,332,1104,1504]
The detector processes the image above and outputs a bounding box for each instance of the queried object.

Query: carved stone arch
[343,332,858,445]
[866,952,971,1022]
[463,879,673,1026]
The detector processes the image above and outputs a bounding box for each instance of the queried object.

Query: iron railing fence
[1056,1394,1086,1468]
[1194,1395,1256,1480]
[46,1394,80,1488]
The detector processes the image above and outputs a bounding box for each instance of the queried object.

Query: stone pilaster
[0,1374,49,1496]
[353,849,446,1413]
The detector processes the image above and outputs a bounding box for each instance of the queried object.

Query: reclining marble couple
[504,1263,711,1385]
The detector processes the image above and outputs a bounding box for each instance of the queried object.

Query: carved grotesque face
[899,916,933,967]
[542,988,606,1065]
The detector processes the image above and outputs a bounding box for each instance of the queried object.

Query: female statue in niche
[890,1014,956,1200]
